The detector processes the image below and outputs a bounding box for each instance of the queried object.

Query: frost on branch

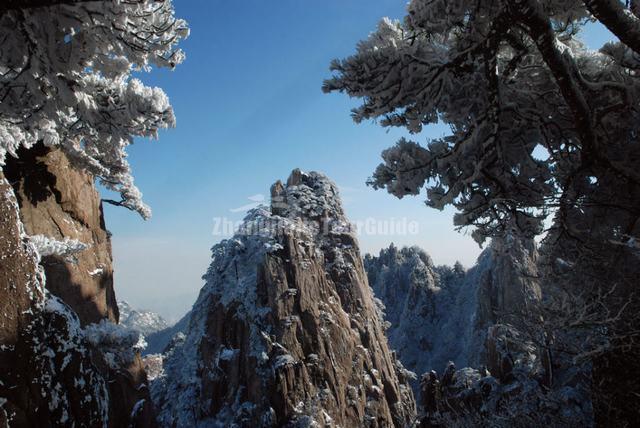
[324,0,640,243]
[0,0,189,219]
[368,138,431,199]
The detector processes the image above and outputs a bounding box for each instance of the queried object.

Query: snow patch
[29,235,88,258]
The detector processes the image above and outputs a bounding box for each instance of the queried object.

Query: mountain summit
[152,169,415,427]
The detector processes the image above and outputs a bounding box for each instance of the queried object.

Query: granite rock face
[0,174,41,379]
[0,147,157,427]
[365,237,541,392]
[4,144,118,325]
[153,170,416,427]
[364,246,470,393]
[365,240,593,426]
[0,175,110,427]
[474,237,541,330]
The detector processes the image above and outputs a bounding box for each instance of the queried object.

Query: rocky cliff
[473,236,541,330]
[364,246,473,391]
[0,147,157,427]
[152,169,416,427]
[4,144,118,325]
[365,237,541,388]
[365,240,593,425]
[0,173,110,426]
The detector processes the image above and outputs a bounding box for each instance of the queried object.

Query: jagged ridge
[152,169,416,427]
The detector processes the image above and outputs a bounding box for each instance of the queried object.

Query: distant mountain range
[118,300,169,336]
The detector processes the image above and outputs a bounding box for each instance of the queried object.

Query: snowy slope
[365,238,541,398]
[365,245,480,391]
[118,300,169,336]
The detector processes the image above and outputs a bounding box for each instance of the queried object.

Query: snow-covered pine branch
[0,0,189,219]
[324,0,640,244]
[327,4,640,420]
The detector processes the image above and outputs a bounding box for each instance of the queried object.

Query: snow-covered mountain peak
[271,168,347,225]
[117,300,169,336]
[202,170,358,320]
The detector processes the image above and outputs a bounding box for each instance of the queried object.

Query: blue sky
[105,1,616,320]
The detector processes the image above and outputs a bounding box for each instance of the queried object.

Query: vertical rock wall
[4,144,118,325]
[0,174,111,427]
[0,147,156,427]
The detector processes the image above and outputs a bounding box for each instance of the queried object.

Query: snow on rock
[29,295,110,427]
[366,239,592,425]
[83,319,147,368]
[142,353,165,382]
[0,178,156,427]
[4,146,120,326]
[365,237,542,398]
[364,245,475,395]
[118,300,169,336]
[29,234,88,259]
[88,268,104,276]
[152,169,415,427]
[24,295,157,427]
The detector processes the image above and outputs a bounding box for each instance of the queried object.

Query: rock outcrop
[4,144,118,325]
[0,173,46,426]
[152,169,416,427]
[1,147,157,427]
[0,175,110,426]
[365,238,541,393]
[473,236,541,331]
[364,246,472,392]
[365,240,592,425]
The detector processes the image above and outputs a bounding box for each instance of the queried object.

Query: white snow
[82,319,147,372]
[219,348,239,361]
[88,268,104,276]
[118,301,169,336]
[365,244,487,396]
[29,235,88,258]
[273,354,296,370]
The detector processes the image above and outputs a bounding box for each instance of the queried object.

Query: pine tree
[0,0,188,218]
[324,0,640,423]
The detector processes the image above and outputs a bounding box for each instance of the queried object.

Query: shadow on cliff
[42,256,118,326]
[3,143,61,207]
